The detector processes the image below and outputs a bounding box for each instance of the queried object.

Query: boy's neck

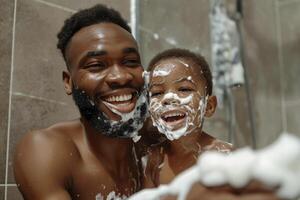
[165,129,216,174]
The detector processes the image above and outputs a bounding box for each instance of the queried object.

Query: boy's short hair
[57,4,131,61]
[148,48,213,95]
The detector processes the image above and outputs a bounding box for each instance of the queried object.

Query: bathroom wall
[0,0,299,199]
[0,0,130,199]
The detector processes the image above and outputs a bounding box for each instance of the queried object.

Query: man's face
[64,23,147,138]
[149,58,208,140]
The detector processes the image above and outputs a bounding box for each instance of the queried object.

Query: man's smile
[99,88,139,114]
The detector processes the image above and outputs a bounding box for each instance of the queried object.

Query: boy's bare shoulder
[201,132,234,153]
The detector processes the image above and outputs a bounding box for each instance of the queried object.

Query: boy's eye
[150,92,163,97]
[178,87,193,92]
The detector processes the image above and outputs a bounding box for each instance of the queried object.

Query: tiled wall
[0,0,299,199]
[0,0,130,199]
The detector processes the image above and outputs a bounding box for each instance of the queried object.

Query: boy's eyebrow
[149,82,163,90]
[174,77,196,85]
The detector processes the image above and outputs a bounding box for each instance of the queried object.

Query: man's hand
[160,181,279,200]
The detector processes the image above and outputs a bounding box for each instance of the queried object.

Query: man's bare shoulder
[14,120,83,194]
[16,120,81,153]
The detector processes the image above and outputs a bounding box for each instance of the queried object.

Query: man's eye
[85,62,106,70]
[123,59,140,67]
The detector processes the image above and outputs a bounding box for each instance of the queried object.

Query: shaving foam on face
[152,63,176,77]
[149,91,208,140]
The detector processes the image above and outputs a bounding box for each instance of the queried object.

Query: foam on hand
[129,133,300,200]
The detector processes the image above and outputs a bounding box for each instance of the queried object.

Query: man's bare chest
[69,159,141,200]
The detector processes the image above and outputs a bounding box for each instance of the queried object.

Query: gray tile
[0,186,4,200]
[44,0,131,20]
[7,94,78,183]
[0,0,15,184]
[140,0,211,61]
[139,29,175,68]
[242,0,283,148]
[204,104,229,143]
[231,87,254,148]
[286,102,300,135]
[279,1,300,118]
[13,0,76,103]
[7,186,23,200]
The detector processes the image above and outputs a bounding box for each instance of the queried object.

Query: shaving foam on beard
[150,92,208,140]
[72,82,147,139]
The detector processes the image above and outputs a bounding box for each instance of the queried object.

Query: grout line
[278,0,300,6]
[13,92,67,105]
[5,0,17,199]
[0,184,17,187]
[275,0,287,132]
[285,99,300,107]
[33,0,76,13]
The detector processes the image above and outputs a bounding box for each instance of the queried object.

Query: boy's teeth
[105,94,132,102]
[165,112,184,118]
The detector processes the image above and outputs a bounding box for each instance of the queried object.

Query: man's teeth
[164,112,185,118]
[105,94,132,102]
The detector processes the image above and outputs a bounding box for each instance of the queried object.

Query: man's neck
[81,118,137,177]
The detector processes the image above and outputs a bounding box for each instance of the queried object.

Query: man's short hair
[57,4,131,61]
[148,48,213,95]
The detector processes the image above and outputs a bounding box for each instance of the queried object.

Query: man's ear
[205,95,217,117]
[63,71,72,95]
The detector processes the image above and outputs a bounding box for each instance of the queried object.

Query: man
[14,4,147,200]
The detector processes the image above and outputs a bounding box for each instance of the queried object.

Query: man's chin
[72,87,148,138]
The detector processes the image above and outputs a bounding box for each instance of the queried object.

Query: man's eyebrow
[86,50,107,57]
[123,47,139,55]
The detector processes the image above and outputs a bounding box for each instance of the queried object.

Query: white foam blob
[129,133,300,200]
[152,63,176,77]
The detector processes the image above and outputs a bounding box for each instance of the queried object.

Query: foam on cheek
[197,95,209,128]
[149,92,197,140]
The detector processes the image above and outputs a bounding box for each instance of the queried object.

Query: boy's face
[149,58,209,140]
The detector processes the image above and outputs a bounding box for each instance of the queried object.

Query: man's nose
[106,64,133,88]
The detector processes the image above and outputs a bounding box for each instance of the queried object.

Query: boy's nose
[106,65,133,88]
[162,97,180,106]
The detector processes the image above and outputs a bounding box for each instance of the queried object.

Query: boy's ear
[63,71,73,95]
[205,95,217,117]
